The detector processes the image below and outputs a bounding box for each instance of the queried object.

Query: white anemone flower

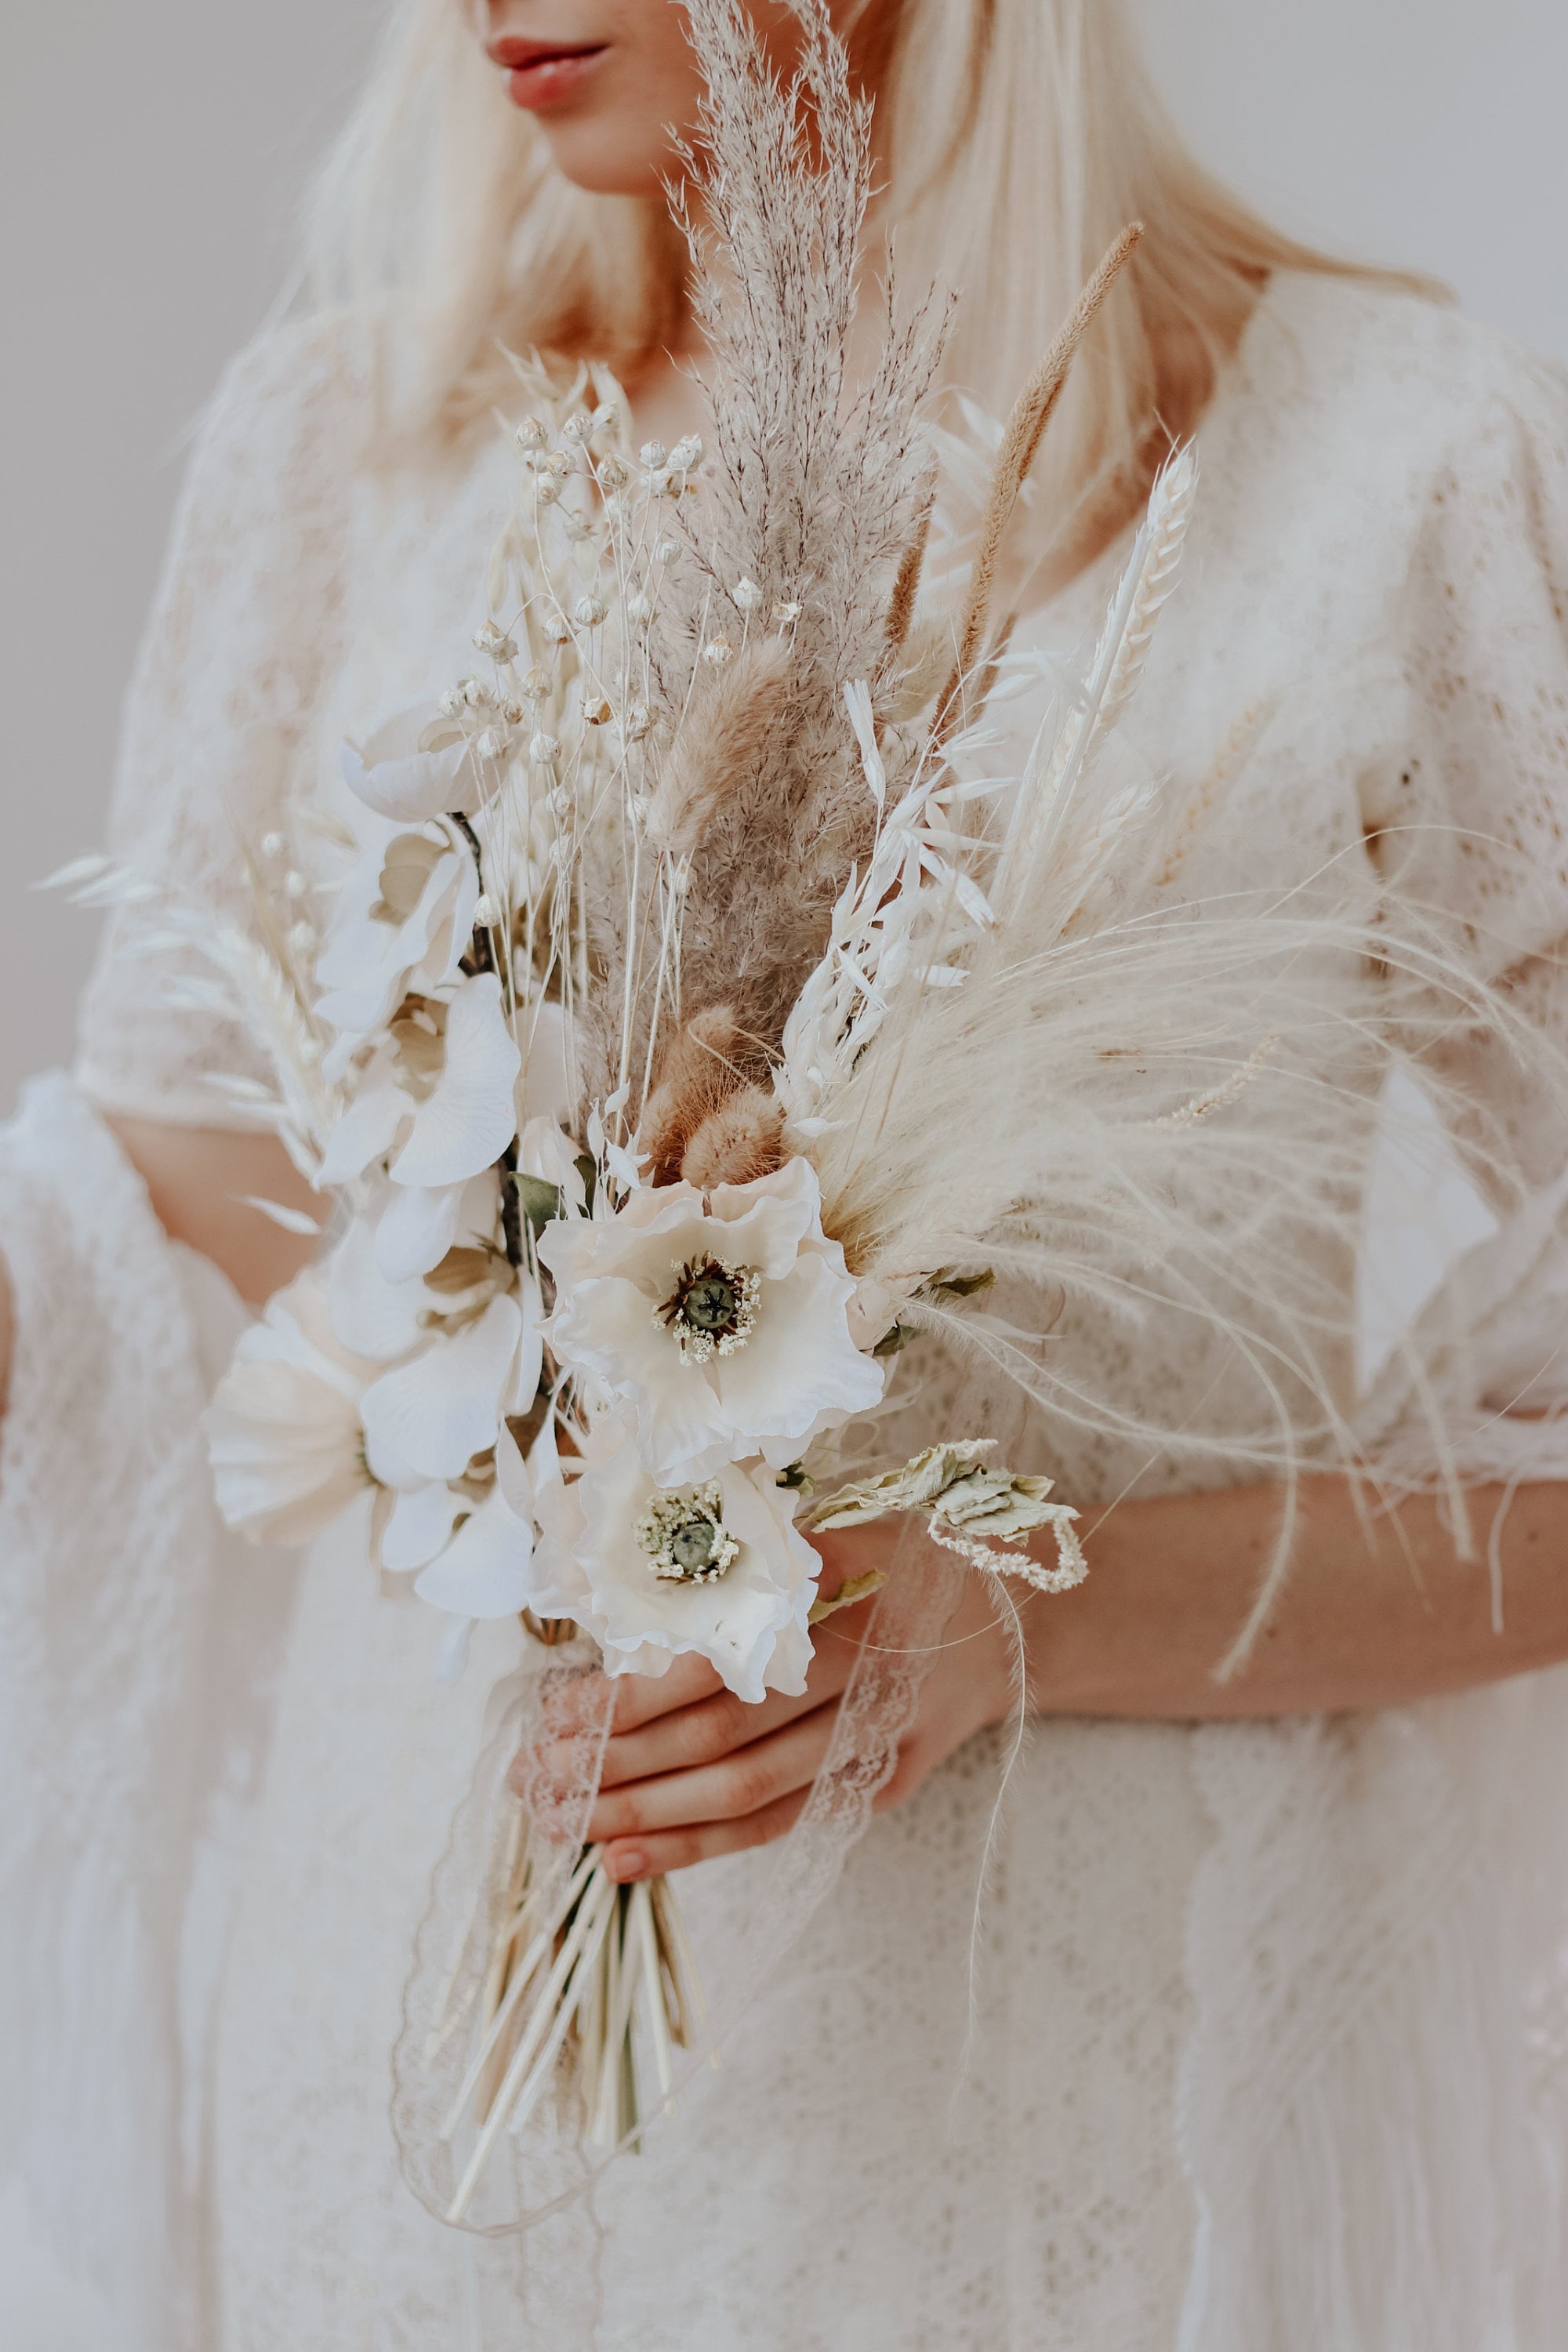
[540,1156,884,1485]
[205,1265,376,1544]
[314,817,479,1044]
[528,1410,819,1701]
[314,972,521,1192]
[339,703,484,823]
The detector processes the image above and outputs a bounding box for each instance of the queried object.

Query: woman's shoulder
[1229,271,1567,499]
[185,305,379,521]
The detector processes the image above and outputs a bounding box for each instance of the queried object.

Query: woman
[4,1,1567,2344]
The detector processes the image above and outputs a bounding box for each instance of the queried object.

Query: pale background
[2,0,1566,2339]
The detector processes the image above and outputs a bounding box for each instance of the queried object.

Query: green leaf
[775,1461,815,1493]
[513,1174,563,1233]
[927,1267,995,1299]
[872,1322,910,1356]
[574,1153,598,1216]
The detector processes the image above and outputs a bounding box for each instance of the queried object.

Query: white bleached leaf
[842,679,885,808]
[236,1195,325,1237]
[34,854,111,893]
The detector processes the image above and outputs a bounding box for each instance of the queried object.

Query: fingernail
[608,1848,647,1882]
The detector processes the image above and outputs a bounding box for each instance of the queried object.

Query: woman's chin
[532,124,673,199]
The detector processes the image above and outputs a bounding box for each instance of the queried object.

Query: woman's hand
[519,1531,1017,1883]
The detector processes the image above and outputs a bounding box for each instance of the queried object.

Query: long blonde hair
[307,0,1434,538]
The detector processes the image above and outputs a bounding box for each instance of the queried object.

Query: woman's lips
[495,44,610,111]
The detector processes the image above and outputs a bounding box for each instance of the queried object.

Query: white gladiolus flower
[528,1411,819,1701]
[315,972,521,1192]
[339,705,484,823]
[539,1157,884,1486]
[314,817,479,1043]
[205,1265,377,1545]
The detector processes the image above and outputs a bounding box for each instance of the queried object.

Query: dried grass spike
[644,637,794,852]
[883,474,937,655]
[637,1005,746,1184]
[932,222,1143,746]
[680,1085,786,1190]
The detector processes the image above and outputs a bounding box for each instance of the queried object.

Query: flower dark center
[684,1270,739,1330]
[656,1255,761,1366]
[634,1482,741,1584]
[670,1519,719,1573]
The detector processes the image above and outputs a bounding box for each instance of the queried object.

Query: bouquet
[87,0,1425,2230]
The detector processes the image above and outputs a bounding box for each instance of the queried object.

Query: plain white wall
[1,0,1566,1116]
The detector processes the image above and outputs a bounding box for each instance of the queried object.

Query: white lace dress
[5,273,1568,2351]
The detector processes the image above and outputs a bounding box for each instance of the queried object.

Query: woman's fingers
[599,1784,813,1883]
[607,1651,724,1733]
[597,1639,858,1789]
[586,1703,839,1845]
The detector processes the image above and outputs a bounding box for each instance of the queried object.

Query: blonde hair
[307,0,1436,540]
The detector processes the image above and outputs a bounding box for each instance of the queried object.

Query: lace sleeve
[1359,343,1568,1476]
[73,316,358,1127]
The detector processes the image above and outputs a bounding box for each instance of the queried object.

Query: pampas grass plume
[645,636,794,852]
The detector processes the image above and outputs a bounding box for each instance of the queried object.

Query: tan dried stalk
[644,636,795,853]
[883,475,937,655]
[930,223,1144,749]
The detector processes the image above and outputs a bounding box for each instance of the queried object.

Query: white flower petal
[361,1290,522,1484]
[328,1215,430,1361]
[375,1181,463,1284]
[517,999,577,1123]
[379,1479,464,1572]
[375,1168,499,1285]
[713,1254,884,1465]
[391,973,521,1189]
[495,1417,534,1519]
[415,1484,535,1617]
[340,706,483,822]
[315,831,477,1036]
[316,1069,409,1186]
[204,1266,374,1544]
[506,1279,546,1415]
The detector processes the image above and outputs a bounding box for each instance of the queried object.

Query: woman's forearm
[1029,1473,1568,1719]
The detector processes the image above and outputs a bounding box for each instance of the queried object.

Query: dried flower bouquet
[57,0,1422,2226]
